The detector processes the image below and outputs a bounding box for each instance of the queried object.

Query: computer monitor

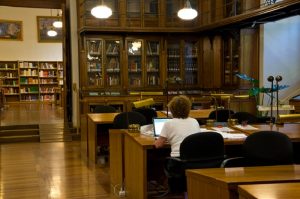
[152,117,171,137]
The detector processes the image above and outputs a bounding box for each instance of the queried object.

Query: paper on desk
[140,124,154,136]
[212,127,235,132]
[200,128,246,139]
[234,125,259,130]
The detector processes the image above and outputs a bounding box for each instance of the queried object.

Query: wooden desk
[234,123,300,142]
[238,182,300,199]
[84,109,213,163]
[186,165,300,199]
[86,113,119,163]
[110,128,247,199]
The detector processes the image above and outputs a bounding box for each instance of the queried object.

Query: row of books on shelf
[147,42,159,55]
[19,62,38,68]
[147,75,159,86]
[106,76,120,86]
[39,63,57,69]
[1,72,17,78]
[39,70,56,77]
[3,88,19,94]
[0,63,17,69]
[20,69,38,76]
[106,43,119,54]
[20,77,38,84]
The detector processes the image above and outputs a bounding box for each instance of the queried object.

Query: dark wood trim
[0,0,64,9]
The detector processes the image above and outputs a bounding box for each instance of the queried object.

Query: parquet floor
[0,103,185,199]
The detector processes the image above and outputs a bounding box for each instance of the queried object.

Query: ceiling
[0,0,64,9]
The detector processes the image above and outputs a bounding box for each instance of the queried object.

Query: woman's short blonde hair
[168,95,192,119]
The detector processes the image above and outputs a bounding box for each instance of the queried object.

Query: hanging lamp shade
[177,0,198,20]
[53,9,63,28]
[53,20,63,28]
[91,4,112,19]
[47,27,57,37]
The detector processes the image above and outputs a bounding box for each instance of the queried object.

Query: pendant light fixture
[53,9,63,28]
[47,27,58,37]
[91,0,112,19]
[177,0,198,20]
[47,9,58,37]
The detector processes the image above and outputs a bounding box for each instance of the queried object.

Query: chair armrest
[221,157,246,168]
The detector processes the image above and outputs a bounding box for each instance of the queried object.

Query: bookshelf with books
[184,40,199,86]
[86,38,103,88]
[127,39,143,88]
[105,40,121,87]
[39,62,58,102]
[19,61,39,102]
[145,40,161,87]
[0,61,20,102]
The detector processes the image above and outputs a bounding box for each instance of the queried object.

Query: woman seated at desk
[154,95,201,157]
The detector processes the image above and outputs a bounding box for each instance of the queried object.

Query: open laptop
[152,117,171,137]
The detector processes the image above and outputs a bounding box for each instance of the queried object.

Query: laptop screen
[152,118,171,137]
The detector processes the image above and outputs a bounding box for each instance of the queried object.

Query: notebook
[152,117,171,137]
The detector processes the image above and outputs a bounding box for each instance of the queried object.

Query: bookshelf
[0,61,19,102]
[105,40,121,87]
[39,62,58,102]
[86,38,103,87]
[19,61,39,102]
[145,40,160,87]
[127,39,143,87]
[0,60,63,103]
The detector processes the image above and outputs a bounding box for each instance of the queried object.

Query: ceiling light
[47,28,57,37]
[53,20,63,28]
[53,10,63,28]
[91,3,112,19]
[177,0,198,20]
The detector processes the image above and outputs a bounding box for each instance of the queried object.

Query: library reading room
[0,0,300,198]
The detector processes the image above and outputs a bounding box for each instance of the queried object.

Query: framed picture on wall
[37,16,62,43]
[0,19,23,41]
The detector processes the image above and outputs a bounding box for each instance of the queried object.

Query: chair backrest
[232,111,258,124]
[92,105,116,113]
[243,131,294,166]
[133,107,157,124]
[113,111,147,129]
[180,132,225,169]
[208,109,234,122]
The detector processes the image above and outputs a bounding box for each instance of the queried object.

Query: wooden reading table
[110,128,247,199]
[238,182,300,199]
[186,165,300,199]
[82,109,213,163]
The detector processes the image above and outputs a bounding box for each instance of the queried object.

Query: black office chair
[208,109,234,122]
[92,105,116,113]
[221,131,294,168]
[113,111,147,129]
[165,132,225,193]
[133,107,157,124]
[231,111,258,124]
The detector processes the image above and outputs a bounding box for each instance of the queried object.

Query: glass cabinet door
[166,41,181,84]
[127,40,143,87]
[145,40,160,87]
[86,39,103,87]
[105,40,121,87]
[184,41,199,85]
[223,32,240,86]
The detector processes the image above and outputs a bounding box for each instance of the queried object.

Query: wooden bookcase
[0,61,20,102]
[0,60,63,103]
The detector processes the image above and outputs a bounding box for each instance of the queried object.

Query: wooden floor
[0,103,185,199]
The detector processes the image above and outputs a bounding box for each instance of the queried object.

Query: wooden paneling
[0,0,64,9]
